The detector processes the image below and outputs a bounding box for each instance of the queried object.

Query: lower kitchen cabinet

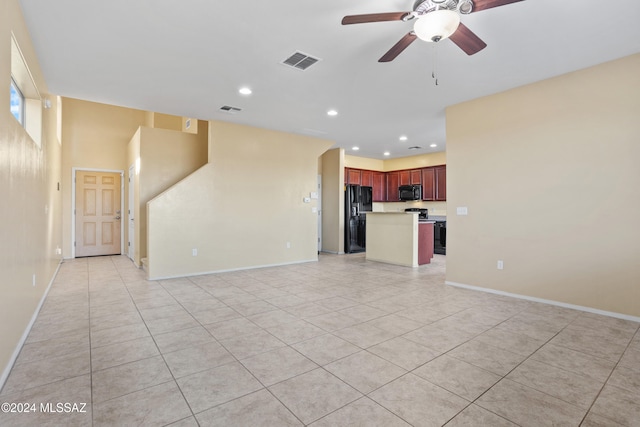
[418,222,435,265]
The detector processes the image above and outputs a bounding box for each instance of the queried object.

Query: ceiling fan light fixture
[413,9,461,42]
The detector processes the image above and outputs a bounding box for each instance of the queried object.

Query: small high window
[10,34,42,147]
[10,77,25,125]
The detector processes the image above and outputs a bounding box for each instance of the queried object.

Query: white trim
[128,164,135,262]
[71,168,125,258]
[0,261,62,390]
[147,258,319,281]
[446,281,640,323]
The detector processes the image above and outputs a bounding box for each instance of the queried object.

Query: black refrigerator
[345,185,372,253]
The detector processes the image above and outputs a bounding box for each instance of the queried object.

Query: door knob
[115,216,121,220]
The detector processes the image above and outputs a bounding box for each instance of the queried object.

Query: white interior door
[128,164,135,261]
[75,171,121,257]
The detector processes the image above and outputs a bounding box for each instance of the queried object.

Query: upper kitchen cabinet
[399,169,422,186]
[399,170,411,186]
[435,165,446,201]
[345,168,361,185]
[386,172,400,202]
[421,165,446,201]
[372,172,386,202]
[345,165,445,202]
[361,170,374,187]
[422,168,435,200]
[411,169,422,185]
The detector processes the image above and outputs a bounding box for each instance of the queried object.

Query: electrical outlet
[286,242,291,249]
[192,248,198,256]
[32,274,36,287]
[497,260,504,270]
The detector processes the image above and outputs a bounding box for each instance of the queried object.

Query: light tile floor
[1,254,639,426]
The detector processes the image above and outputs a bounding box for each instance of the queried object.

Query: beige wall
[146,121,334,279]
[127,125,208,265]
[152,112,182,131]
[446,54,640,318]
[0,0,62,385]
[344,155,384,171]
[345,152,446,172]
[61,98,147,256]
[383,151,446,171]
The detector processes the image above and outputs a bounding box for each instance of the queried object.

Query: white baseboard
[147,258,319,281]
[1,261,63,391]
[446,281,640,323]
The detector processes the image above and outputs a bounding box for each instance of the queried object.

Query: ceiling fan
[342,0,525,62]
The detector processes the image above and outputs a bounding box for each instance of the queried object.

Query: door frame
[128,164,135,262]
[317,174,322,253]
[71,167,125,259]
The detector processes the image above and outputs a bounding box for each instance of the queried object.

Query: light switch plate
[456,207,468,215]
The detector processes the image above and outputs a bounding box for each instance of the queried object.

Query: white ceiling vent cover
[220,105,242,114]
[282,52,320,70]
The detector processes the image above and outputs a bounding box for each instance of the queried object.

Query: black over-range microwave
[399,185,422,201]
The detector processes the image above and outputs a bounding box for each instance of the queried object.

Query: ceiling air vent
[408,146,422,150]
[220,105,242,114]
[282,52,320,70]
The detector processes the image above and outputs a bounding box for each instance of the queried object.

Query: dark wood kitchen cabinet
[345,165,445,202]
[410,169,422,185]
[418,221,435,265]
[398,170,411,186]
[398,169,421,186]
[386,172,400,201]
[435,165,446,201]
[360,170,373,187]
[421,165,446,201]
[345,168,361,185]
[421,167,435,200]
[372,172,386,202]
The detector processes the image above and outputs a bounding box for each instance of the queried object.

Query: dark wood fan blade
[379,32,418,62]
[472,0,525,12]
[449,23,487,55]
[342,12,408,25]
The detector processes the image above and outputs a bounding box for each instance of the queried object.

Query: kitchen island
[365,212,434,267]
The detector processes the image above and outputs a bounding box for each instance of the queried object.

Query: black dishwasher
[434,221,446,255]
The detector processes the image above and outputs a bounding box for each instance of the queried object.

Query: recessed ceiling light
[238,87,252,95]
[430,143,438,148]
[384,152,390,156]
[352,146,360,151]
[327,109,338,116]
[399,135,408,141]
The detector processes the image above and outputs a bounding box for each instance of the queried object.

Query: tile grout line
[576,325,640,426]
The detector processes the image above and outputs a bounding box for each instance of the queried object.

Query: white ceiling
[18,0,640,159]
